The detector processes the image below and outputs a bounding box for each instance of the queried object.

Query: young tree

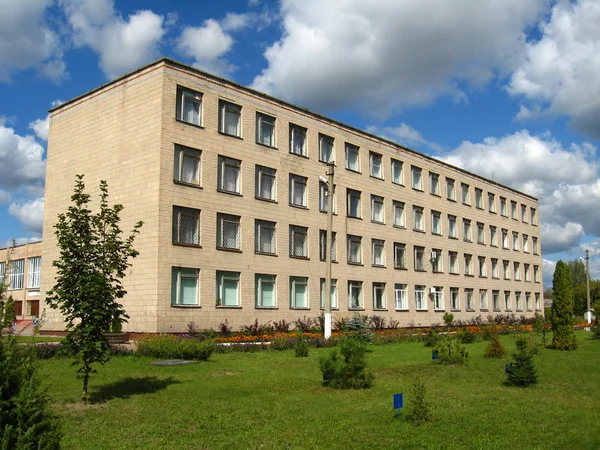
[551,260,577,350]
[46,175,142,402]
[505,335,538,387]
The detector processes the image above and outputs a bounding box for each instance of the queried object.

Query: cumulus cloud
[542,259,556,288]
[540,222,585,255]
[9,197,44,235]
[366,123,443,153]
[0,189,10,204]
[61,0,166,79]
[0,123,46,195]
[508,0,600,138]
[0,0,65,82]
[29,117,50,142]
[251,0,546,114]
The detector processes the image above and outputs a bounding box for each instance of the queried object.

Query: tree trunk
[82,371,89,403]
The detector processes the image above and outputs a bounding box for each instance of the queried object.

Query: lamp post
[320,164,335,339]
[585,250,591,325]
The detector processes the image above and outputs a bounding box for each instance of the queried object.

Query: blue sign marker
[432,350,439,360]
[393,393,404,417]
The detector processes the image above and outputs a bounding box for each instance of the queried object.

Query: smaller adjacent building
[0,241,43,319]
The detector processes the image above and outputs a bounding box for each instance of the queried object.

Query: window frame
[371,195,384,223]
[372,239,385,267]
[217,213,241,250]
[393,201,405,228]
[413,206,424,232]
[373,282,386,310]
[217,155,241,194]
[289,123,307,156]
[290,276,309,309]
[446,178,456,201]
[171,267,200,306]
[348,280,363,309]
[415,285,426,310]
[319,230,337,262]
[411,166,423,191]
[176,86,202,126]
[255,165,276,202]
[172,206,201,246]
[431,211,442,235]
[394,284,408,310]
[289,174,308,208]
[218,100,242,137]
[347,189,362,218]
[255,274,277,308]
[320,278,338,309]
[347,234,362,264]
[319,133,335,163]
[255,219,276,255]
[173,144,201,186]
[256,112,276,147]
[27,256,41,289]
[429,172,440,196]
[391,159,403,185]
[414,246,425,271]
[369,151,383,179]
[394,243,407,270]
[289,225,309,258]
[345,143,360,172]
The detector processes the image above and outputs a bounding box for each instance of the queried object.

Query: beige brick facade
[1,241,43,318]
[41,59,544,333]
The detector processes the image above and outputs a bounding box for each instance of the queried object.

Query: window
[394,243,407,269]
[347,189,361,218]
[478,256,487,277]
[502,229,509,249]
[490,226,498,247]
[217,155,241,194]
[319,133,334,163]
[430,172,440,195]
[431,211,442,235]
[511,201,518,220]
[491,258,499,279]
[433,287,444,311]
[373,282,386,309]
[415,285,426,310]
[534,265,540,283]
[488,193,496,213]
[431,249,442,273]
[370,152,383,179]
[289,225,308,258]
[535,293,541,310]
[289,174,307,207]
[521,204,527,223]
[347,235,362,264]
[503,260,510,280]
[256,112,276,147]
[391,159,403,185]
[217,213,240,250]
[480,290,488,310]
[393,201,405,227]
[449,252,458,274]
[461,183,470,205]
[395,284,408,310]
[348,281,363,309]
[371,195,384,223]
[477,222,485,244]
[446,178,456,200]
[465,288,474,311]
[345,143,360,171]
[516,291,523,311]
[256,165,276,201]
[531,208,537,225]
[319,181,335,213]
[475,188,483,209]
[514,262,521,281]
[290,124,307,156]
[176,86,202,126]
[500,197,507,216]
[411,166,423,190]
[320,278,337,309]
[174,145,201,185]
[524,263,531,282]
[173,206,200,246]
[523,234,529,253]
[290,276,308,308]
[27,256,41,289]
[526,292,532,311]
[0,262,4,285]
[219,100,241,137]
[448,215,457,238]
[463,219,472,242]
[372,239,385,266]
[413,206,424,231]
[171,267,199,306]
[255,219,276,254]
[414,246,425,271]
[256,274,276,308]
[512,232,519,251]
[464,254,473,276]
[450,287,459,311]
[217,271,240,307]
[532,237,539,255]
[493,290,500,311]
[319,230,337,262]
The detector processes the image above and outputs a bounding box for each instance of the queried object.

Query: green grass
[38,331,600,449]
[14,335,64,343]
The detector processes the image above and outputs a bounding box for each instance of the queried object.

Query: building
[40,58,544,333]
[0,241,43,319]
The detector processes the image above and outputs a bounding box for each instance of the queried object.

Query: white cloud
[176,19,234,76]
[0,189,10,204]
[508,0,600,138]
[542,258,556,288]
[61,0,166,79]
[251,0,546,114]
[540,222,585,255]
[366,123,443,153]
[9,197,44,235]
[0,123,46,194]
[0,0,65,82]
[29,117,49,142]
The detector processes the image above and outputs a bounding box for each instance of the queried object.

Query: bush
[484,324,507,358]
[295,330,309,357]
[294,316,316,332]
[505,335,538,387]
[319,335,374,389]
[443,312,454,327]
[423,326,440,347]
[433,335,468,365]
[270,334,293,350]
[369,315,386,330]
[406,380,433,426]
[219,320,233,336]
[272,319,291,333]
[457,329,477,344]
[345,314,369,331]
[136,335,215,360]
[591,325,600,340]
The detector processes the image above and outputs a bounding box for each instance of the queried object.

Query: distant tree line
[544,259,599,317]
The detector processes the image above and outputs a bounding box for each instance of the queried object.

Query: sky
[1,0,599,287]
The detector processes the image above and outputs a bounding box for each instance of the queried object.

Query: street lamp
[581,251,592,325]
[321,165,334,339]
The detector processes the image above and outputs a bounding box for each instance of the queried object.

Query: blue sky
[1,0,599,285]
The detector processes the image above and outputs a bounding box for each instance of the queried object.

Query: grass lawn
[38,331,600,450]
[14,335,64,343]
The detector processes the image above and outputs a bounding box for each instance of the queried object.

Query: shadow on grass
[91,376,180,403]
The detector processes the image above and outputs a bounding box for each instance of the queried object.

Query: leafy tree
[46,175,142,402]
[551,260,577,350]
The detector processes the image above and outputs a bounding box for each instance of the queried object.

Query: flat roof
[0,240,42,252]
[49,57,537,202]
